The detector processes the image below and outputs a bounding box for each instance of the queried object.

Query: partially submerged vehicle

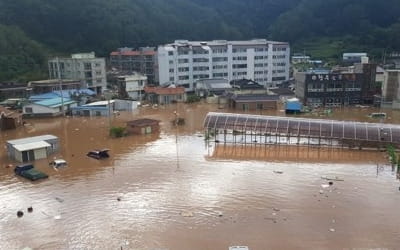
[368,112,387,119]
[49,159,68,168]
[87,149,110,159]
[14,164,48,181]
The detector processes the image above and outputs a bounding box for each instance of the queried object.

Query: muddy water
[0,103,400,250]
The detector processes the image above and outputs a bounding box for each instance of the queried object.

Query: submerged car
[14,164,48,181]
[87,149,110,159]
[49,159,68,168]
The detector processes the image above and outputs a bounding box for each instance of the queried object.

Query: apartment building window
[234,72,247,76]
[233,56,247,61]
[272,76,286,81]
[233,64,247,69]
[255,71,264,75]
[96,79,102,83]
[193,49,208,55]
[169,60,174,64]
[212,65,227,69]
[255,48,265,52]
[193,58,209,63]
[255,63,264,68]
[96,71,102,75]
[178,75,189,80]
[212,48,227,53]
[212,57,228,62]
[178,58,189,63]
[178,67,189,72]
[169,77,174,81]
[193,74,209,79]
[84,63,92,70]
[168,51,173,56]
[255,56,264,60]
[233,48,247,53]
[213,73,228,78]
[178,50,189,55]
[193,66,209,71]
[95,63,101,67]
[85,72,92,78]
[169,68,174,73]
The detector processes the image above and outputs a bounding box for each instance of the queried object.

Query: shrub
[110,126,126,138]
[186,95,201,103]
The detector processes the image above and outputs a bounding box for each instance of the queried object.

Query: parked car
[87,149,110,159]
[49,159,68,168]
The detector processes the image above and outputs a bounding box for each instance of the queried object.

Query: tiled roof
[110,51,141,56]
[144,86,185,95]
[127,118,160,127]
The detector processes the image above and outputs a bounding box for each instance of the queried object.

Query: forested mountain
[1,0,400,81]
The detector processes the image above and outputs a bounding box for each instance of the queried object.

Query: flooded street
[1,104,400,250]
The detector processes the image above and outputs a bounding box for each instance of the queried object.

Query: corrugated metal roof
[34,97,76,108]
[13,141,51,152]
[7,135,58,145]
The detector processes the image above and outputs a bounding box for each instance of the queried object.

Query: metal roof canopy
[13,141,51,152]
[7,135,58,145]
[204,112,400,144]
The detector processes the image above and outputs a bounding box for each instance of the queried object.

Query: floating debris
[321,176,344,181]
[27,206,33,213]
[17,211,24,218]
[180,211,194,217]
[321,184,330,189]
[329,228,335,232]
[55,197,64,203]
[273,170,284,174]
[54,215,62,220]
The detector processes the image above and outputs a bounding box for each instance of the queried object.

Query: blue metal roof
[29,89,95,101]
[34,97,76,108]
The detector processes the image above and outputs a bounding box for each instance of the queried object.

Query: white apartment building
[48,52,107,94]
[117,73,148,100]
[158,39,290,91]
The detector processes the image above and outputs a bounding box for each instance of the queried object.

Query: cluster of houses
[3,40,400,133]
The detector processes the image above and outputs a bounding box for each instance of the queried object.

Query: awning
[13,141,51,152]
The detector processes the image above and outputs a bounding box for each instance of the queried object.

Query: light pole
[56,57,65,117]
[104,90,113,133]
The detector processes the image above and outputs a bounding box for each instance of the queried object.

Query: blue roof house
[23,97,77,117]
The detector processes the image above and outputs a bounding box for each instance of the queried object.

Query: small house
[195,78,232,97]
[0,106,23,130]
[126,119,160,135]
[6,135,59,162]
[71,100,115,116]
[23,97,77,117]
[229,94,279,110]
[144,86,186,104]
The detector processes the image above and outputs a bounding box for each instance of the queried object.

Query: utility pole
[56,57,65,117]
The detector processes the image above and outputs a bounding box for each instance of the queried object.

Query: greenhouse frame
[204,112,400,148]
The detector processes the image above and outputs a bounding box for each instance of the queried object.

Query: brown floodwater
[0,103,400,250]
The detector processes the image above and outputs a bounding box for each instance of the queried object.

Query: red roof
[144,86,185,95]
[142,51,156,56]
[110,51,141,56]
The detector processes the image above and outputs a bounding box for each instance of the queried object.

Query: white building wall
[48,53,107,94]
[23,104,59,115]
[158,39,290,91]
[34,148,47,160]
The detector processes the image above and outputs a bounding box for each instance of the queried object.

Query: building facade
[117,74,148,100]
[48,52,107,94]
[382,70,400,109]
[295,71,363,108]
[158,39,290,91]
[110,47,158,84]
